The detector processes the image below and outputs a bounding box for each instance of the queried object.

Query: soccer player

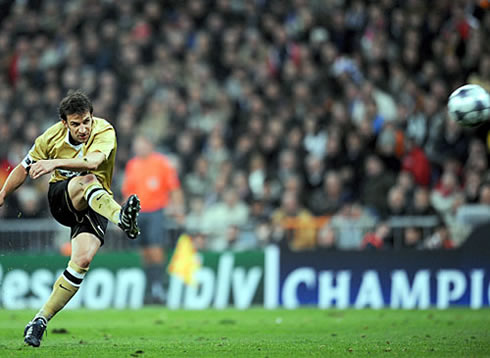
[122,135,184,304]
[0,90,141,347]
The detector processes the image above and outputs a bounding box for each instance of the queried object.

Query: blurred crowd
[1,0,490,251]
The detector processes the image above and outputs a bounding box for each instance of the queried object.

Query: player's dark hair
[58,90,93,121]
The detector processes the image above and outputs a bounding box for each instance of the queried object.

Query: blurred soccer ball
[448,84,490,128]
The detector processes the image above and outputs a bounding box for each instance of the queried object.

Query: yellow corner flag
[167,234,201,286]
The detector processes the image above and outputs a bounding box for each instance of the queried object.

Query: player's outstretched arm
[0,164,29,207]
[29,152,106,180]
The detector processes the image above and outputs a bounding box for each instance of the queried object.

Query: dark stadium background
[0,0,490,310]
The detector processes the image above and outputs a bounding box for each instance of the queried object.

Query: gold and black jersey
[21,117,117,195]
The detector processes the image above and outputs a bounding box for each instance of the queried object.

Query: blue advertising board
[276,248,489,309]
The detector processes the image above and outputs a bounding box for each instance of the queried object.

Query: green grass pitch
[0,308,488,357]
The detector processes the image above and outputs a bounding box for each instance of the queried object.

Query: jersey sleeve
[164,159,181,190]
[87,127,116,159]
[21,134,49,168]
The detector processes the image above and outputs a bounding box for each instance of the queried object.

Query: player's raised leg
[68,174,141,238]
[24,233,100,347]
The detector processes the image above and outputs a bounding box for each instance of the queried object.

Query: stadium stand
[0,0,489,251]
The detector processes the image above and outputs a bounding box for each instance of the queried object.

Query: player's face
[64,112,93,144]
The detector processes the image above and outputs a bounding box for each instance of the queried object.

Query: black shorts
[48,178,108,245]
[137,210,168,247]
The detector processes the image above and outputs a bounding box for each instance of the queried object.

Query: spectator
[233,134,254,171]
[360,154,396,216]
[342,131,365,198]
[361,222,391,250]
[308,170,348,216]
[185,195,207,236]
[402,136,432,187]
[385,186,408,218]
[231,170,252,203]
[408,187,437,216]
[248,153,267,199]
[384,185,408,246]
[173,131,197,177]
[465,139,488,175]
[277,149,299,186]
[402,227,423,249]
[438,191,470,247]
[205,171,230,207]
[317,225,337,250]
[202,187,249,251]
[329,201,375,250]
[377,125,401,173]
[237,199,272,250]
[429,118,468,167]
[462,169,482,204]
[204,130,230,182]
[303,117,327,158]
[324,132,345,171]
[303,154,325,193]
[422,223,454,250]
[396,171,416,200]
[431,170,463,216]
[457,183,490,229]
[16,185,44,219]
[183,156,213,199]
[271,191,316,251]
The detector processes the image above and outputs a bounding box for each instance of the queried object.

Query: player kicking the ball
[0,90,141,347]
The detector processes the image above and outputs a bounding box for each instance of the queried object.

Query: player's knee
[80,174,98,186]
[69,174,98,194]
[68,175,99,206]
[71,254,92,269]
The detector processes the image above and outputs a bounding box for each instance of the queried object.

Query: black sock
[144,264,165,299]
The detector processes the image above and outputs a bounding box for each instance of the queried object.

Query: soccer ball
[447,84,490,128]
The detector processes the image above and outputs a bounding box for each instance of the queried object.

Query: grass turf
[0,308,488,357]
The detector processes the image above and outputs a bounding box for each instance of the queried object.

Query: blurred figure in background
[361,154,396,217]
[122,135,184,304]
[308,170,348,216]
[456,182,490,232]
[422,223,454,249]
[361,222,391,250]
[403,227,423,249]
[271,191,316,251]
[16,185,44,218]
[431,170,462,217]
[317,225,337,250]
[185,195,207,235]
[329,201,375,250]
[202,187,249,250]
[401,136,431,187]
[408,187,437,216]
[385,185,408,218]
[184,156,214,198]
[238,198,272,249]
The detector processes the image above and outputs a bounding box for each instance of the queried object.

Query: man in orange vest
[122,135,184,304]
